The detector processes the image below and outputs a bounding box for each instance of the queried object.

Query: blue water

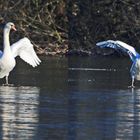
[0,56,140,140]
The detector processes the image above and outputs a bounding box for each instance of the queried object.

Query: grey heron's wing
[0,51,3,58]
[96,40,139,62]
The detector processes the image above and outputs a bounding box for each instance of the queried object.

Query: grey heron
[96,40,140,88]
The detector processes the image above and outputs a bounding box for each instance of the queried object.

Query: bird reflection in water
[114,88,140,139]
[0,86,39,140]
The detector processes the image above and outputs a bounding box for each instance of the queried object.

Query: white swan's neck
[3,27,11,54]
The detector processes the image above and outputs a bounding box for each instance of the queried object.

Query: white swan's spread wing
[11,37,41,67]
[96,40,139,61]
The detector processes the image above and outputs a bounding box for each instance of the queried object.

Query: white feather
[11,37,41,67]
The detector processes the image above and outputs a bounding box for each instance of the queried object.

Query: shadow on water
[68,56,133,90]
[1,56,140,139]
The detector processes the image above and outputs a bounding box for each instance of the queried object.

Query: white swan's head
[5,22,16,31]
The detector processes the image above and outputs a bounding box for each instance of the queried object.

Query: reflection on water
[115,89,140,139]
[67,88,140,140]
[1,56,140,139]
[0,86,39,140]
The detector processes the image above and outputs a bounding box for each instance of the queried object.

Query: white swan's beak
[11,26,17,31]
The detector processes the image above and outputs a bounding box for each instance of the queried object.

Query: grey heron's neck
[3,27,11,53]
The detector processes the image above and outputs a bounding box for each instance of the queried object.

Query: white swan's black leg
[6,76,8,85]
[2,76,13,86]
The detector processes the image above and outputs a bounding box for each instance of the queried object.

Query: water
[0,56,140,140]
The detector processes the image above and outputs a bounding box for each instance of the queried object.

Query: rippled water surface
[0,56,140,140]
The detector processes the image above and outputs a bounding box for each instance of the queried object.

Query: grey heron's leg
[128,76,135,88]
[131,76,135,88]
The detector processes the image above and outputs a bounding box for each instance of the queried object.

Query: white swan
[96,40,140,88]
[0,22,41,85]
